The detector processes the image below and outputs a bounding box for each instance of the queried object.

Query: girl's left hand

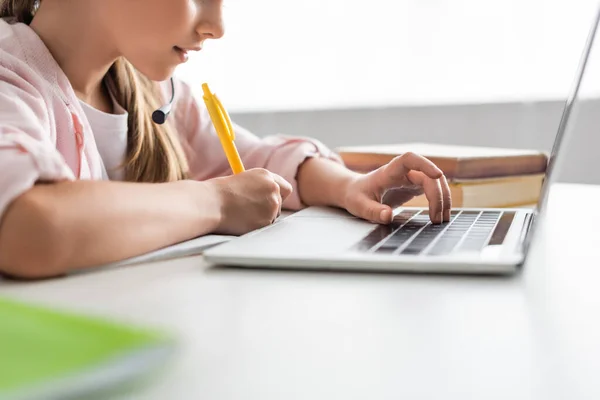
[341,152,452,225]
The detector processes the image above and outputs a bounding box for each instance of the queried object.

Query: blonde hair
[0,0,189,182]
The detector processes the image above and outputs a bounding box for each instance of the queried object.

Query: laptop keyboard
[353,210,515,256]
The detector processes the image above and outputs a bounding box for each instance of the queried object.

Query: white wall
[230,99,600,185]
[176,0,600,185]
[177,0,599,111]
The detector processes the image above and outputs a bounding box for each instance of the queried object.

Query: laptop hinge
[519,212,536,263]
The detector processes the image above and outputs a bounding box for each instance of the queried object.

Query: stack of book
[336,142,548,208]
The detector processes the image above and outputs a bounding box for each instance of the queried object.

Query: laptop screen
[536,6,600,213]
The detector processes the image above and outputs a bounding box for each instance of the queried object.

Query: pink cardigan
[0,19,341,220]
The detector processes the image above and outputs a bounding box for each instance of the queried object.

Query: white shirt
[79,97,128,181]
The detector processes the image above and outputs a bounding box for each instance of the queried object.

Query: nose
[196,2,225,40]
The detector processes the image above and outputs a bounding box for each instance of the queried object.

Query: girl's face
[103,0,224,81]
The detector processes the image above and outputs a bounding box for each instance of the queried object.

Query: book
[336,142,548,179]
[390,173,545,208]
[0,297,175,399]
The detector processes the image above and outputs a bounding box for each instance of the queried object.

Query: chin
[142,68,176,82]
[130,62,176,82]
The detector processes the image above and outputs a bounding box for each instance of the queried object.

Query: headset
[151,77,175,125]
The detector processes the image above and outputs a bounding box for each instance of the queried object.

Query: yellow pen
[202,83,245,174]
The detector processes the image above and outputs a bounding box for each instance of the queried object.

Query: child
[0,0,450,279]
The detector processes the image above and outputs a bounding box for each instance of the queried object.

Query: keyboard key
[374,244,398,254]
[461,211,481,216]
[489,212,516,245]
[401,247,423,255]
[393,210,418,222]
[375,230,418,253]
[352,225,395,251]
[481,212,501,217]
[428,239,462,255]
[387,230,419,244]
[400,223,449,255]
[355,209,508,256]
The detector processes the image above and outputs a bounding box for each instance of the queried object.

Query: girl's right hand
[207,168,293,235]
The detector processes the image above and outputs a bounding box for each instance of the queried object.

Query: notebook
[0,297,175,400]
[102,234,233,268]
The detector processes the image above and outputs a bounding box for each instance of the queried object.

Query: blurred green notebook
[0,297,174,400]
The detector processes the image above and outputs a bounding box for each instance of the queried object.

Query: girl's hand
[207,168,293,235]
[342,152,451,225]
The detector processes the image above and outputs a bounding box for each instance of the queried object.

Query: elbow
[0,190,69,280]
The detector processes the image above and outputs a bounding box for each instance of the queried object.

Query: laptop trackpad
[237,217,375,256]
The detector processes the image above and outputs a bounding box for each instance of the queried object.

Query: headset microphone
[152,77,175,125]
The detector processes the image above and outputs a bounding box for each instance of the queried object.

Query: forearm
[296,157,358,208]
[0,180,220,278]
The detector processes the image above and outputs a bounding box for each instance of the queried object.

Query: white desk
[2,183,599,400]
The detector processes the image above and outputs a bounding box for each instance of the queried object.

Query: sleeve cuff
[261,136,344,210]
[0,133,75,218]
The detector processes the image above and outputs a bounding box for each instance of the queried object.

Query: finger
[379,152,443,189]
[357,196,394,224]
[272,208,282,224]
[440,175,452,222]
[270,173,293,200]
[407,171,444,224]
[381,187,424,208]
[269,192,283,224]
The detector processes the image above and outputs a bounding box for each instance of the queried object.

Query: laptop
[205,7,600,274]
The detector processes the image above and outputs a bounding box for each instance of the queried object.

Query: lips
[173,46,189,62]
[175,46,202,52]
[173,45,202,63]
